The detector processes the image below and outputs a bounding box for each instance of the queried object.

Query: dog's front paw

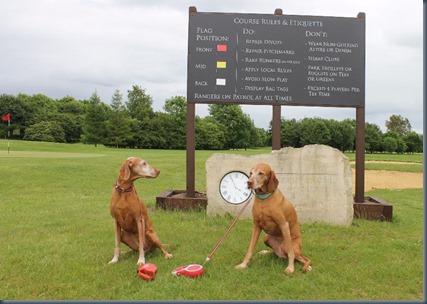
[234,263,248,270]
[284,266,295,274]
[165,253,173,259]
[136,258,146,265]
[108,257,119,265]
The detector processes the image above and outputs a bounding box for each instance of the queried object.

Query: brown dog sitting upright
[235,163,311,274]
[108,157,172,265]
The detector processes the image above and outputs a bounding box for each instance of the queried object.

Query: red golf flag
[2,113,10,121]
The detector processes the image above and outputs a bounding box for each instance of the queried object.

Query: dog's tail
[297,255,312,272]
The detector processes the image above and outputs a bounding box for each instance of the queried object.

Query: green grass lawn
[0,140,423,300]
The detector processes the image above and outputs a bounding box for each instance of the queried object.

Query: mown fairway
[0,140,423,300]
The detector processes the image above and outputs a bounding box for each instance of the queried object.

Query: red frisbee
[172,264,204,278]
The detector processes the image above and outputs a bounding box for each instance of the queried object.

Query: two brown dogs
[108,159,310,273]
[235,163,311,273]
[108,157,172,265]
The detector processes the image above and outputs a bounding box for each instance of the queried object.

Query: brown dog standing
[235,163,311,273]
[108,157,172,265]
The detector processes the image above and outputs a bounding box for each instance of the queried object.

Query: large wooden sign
[188,11,365,107]
[185,8,366,206]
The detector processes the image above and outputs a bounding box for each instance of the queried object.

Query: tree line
[0,86,423,153]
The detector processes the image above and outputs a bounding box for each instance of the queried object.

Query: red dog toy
[137,263,157,281]
[172,264,204,278]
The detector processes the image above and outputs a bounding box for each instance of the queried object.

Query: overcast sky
[0,0,423,133]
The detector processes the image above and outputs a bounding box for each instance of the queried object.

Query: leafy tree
[82,92,109,147]
[196,117,226,150]
[19,93,58,127]
[124,86,155,148]
[164,96,186,123]
[404,131,423,153]
[136,113,169,149]
[24,121,66,142]
[396,137,408,153]
[365,123,383,153]
[234,116,253,150]
[383,136,398,153]
[163,96,187,149]
[384,131,407,154]
[56,96,85,143]
[57,96,86,115]
[280,118,301,148]
[104,90,133,148]
[342,118,357,151]
[19,94,62,141]
[208,104,253,149]
[157,112,186,149]
[56,113,83,143]
[126,85,154,121]
[300,117,331,146]
[124,119,144,148]
[385,114,412,136]
[335,119,355,152]
[324,119,354,151]
[250,127,268,147]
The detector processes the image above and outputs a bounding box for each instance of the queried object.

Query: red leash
[204,195,253,265]
[172,194,253,278]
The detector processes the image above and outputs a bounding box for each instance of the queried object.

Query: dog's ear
[120,160,132,181]
[267,170,279,192]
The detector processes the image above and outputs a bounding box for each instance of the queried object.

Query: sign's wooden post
[355,12,366,203]
[355,106,365,203]
[272,105,281,150]
[186,6,197,198]
[186,102,196,198]
[271,8,283,151]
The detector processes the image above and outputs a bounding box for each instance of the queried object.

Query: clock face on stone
[219,171,252,204]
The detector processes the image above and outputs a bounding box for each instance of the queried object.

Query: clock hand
[230,176,243,192]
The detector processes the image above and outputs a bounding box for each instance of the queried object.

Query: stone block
[205,144,354,226]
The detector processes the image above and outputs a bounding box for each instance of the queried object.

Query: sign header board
[187,11,365,107]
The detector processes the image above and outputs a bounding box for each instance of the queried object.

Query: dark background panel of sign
[187,12,365,107]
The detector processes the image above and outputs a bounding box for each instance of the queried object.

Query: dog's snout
[247,178,254,189]
[148,167,160,178]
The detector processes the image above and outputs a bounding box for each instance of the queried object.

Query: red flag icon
[217,44,227,52]
[2,113,10,121]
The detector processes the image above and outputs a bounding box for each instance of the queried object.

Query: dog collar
[255,188,277,200]
[114,182,133,193]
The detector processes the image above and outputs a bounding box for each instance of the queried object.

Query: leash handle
[206,195,252,261]
[172,264,204,278]
[137,263,157,281]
